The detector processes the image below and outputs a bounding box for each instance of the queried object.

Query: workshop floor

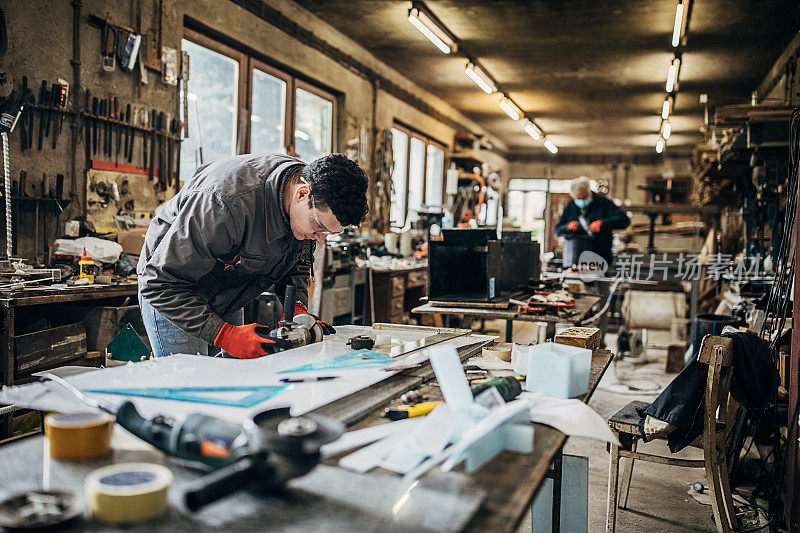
[478,320,717,532]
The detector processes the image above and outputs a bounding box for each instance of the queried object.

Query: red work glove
[589,220,603,233]
[213,323,293,359]
[285,302,336,335]
[567,221,579,231]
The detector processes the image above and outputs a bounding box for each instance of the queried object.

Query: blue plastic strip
[83,385,289,407]
[277,349,396,373]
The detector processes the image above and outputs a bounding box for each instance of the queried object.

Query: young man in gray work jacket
[137,153,369,359]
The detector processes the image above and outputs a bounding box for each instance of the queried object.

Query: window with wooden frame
[180,29,337,180]
[389,124,446,227]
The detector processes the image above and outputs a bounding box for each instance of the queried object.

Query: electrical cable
[576,277,621,325]
[738,107,800,528]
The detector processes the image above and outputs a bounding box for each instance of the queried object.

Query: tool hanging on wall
[123,103,130,161]
[50,82,62,149]
[36,81,46,150]
[101,22,116,72]
[91,96,98,155]
[19,77,28,150]
[84,90,91,162]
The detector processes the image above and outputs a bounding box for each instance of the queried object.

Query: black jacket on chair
[555,194,630,264]
[637,331,778,453]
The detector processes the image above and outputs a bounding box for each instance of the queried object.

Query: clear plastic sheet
[0,327,492,424]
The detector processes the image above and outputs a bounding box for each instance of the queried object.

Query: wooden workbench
[0,336,613,532]
[0,281,139,439]
[412,294,601,342]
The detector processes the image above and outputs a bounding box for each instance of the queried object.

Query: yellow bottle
[79,248,95,283]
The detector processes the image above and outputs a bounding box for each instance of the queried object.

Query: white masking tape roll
[85,463,172,524]
[482,346,512,362]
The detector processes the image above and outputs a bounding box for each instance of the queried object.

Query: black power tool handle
[184,456,259,511]
[283,285,297,321]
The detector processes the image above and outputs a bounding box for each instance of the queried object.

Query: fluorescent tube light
[465,62,496,94]
[661,96,673,120]
[524,121,541,140]
[408,7,456,54]
[665,57,681,92]
[499,97,522,121]
[672,2,685,47]
[544,139,558,154]
[661,121,671,140]
[656,138,665,153]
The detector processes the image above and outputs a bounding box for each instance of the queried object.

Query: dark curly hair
[302,153,369,226]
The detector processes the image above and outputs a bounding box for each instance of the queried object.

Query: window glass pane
[407,137,426,220]
[390,128,408,227]
[425,145,444,206]
[527,191,547,219]
[180,39,239,181]
[548,179,573,193]
[508,190,525,223]
[251,68,286,155]
[295,87,333,162]
[509,178,548,191]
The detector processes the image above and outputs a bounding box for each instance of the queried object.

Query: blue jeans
[139,294,244,357]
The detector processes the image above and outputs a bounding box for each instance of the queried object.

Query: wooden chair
[605,335,739,533]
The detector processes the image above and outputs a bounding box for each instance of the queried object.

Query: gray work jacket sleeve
[276,241,314,308]
[139,191,240,344]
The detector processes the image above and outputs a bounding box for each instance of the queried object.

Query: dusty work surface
[412,294,601,324]
[0,281,138,306]
[341,348,614,532]
[0,326,494,422]
[0,333,613,532]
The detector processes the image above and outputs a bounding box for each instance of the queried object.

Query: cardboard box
[116,229,148,255]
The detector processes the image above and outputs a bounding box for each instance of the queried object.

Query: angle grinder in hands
[267,285,333,348]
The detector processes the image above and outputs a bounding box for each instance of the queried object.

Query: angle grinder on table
[34,374,345,513]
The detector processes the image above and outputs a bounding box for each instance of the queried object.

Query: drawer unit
[407,270,427,288]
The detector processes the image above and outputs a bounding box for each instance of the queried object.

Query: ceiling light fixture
[499,97,522,121]
[661,95,673,120]
[671,1,685,47]
[465,62,497,94]
[665,57,681,93]
[661,120,672,140]
[408,5,457,54]
[656,138,665,153]
[524,120,541,140]
[544,139,558,154]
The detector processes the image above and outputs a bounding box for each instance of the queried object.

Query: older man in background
[556,176,630,267]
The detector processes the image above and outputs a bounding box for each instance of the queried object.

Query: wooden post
[787,193,800,529]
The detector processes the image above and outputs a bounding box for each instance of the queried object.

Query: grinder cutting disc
[250,406,344,457]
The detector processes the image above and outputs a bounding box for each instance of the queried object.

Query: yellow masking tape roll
[44,412,113,460]
[482,346,512,362]
[85,463,172,524]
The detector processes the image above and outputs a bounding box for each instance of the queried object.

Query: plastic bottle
[79,248,95,283]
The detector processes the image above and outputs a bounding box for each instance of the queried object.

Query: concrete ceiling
[294,0,800,157]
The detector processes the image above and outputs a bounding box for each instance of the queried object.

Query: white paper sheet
[0,327,492,425]
[523,392,620,445]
